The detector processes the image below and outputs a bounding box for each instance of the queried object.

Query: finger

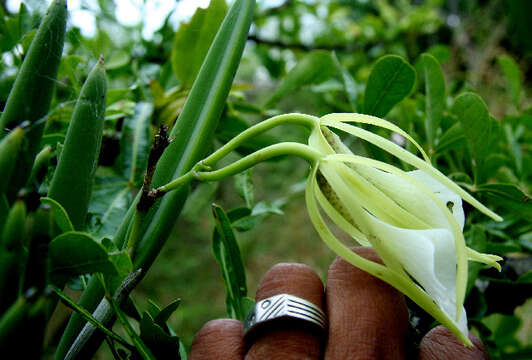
[325,247,409,359]
[418,325,489,360]
[245,263,325,360]
[189,319,245,360]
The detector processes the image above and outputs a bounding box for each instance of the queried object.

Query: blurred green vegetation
[1,0,531,358]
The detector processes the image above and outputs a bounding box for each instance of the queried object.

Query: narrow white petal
[354,166,464,230]
[321,119,502,222]
[320,113,431,162]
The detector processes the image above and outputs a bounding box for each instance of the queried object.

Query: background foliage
[0,0,531,358]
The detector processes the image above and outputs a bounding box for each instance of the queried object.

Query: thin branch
[247,34,361,53]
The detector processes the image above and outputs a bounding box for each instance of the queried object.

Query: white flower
[304,113,502,345]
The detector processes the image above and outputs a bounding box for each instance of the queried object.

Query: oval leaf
[49,231,118,277]
[497,55,522,111]
[266,51,336,107]
[421,53,446,148]
[364,55,416,117]
[40,197,74,233]
[451,92,493,179]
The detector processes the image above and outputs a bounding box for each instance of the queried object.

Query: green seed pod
[47,58,107,231]
[0,201,27,313]
[0,127,25,195]
[0,0,67,201]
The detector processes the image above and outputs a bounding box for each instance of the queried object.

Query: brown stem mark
[137,125,171,212]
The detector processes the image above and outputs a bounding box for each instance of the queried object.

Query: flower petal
[321,119,502,222]
[364,214,468,337]
[321,113,430,162]
[324,153,468,319]
[353,166,465,230]
[306,163,473,345]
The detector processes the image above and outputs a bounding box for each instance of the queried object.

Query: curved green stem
[197,142,321,181]
[202,113,319,166]
[155,142,321,196]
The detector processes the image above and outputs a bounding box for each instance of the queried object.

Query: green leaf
[421,53,445,148]
[40,197,74,233]
[435,122,466,153]
[265,51,336,107]
[21,29,36,55]
[234,169,254,208]
[364,55,416,118]
[139,312,180,360]
[106,50,130,70]
[120,102,153,183]
[482,313,523,349]
[171,0,228,87]
[518,232,532,252]
[451,92,493,181]
[475,183,532,220]
[211,204,248,320]
[101,238,133,277]
[497,55,522,111]
[100,237,133,294]
[88,168,133,240]
[504,122,523,175]
[426,44,451,64]
[232,200,286,232]
[227,207,252,222]
[49,232,118,278]
[517,271,532,283]
[111,300,156,360]
[154,299,181,328]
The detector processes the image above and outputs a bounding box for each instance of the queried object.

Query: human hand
[189,247,489,359]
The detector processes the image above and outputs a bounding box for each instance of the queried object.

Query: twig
[137,125,171,212]
[247,34,361,53]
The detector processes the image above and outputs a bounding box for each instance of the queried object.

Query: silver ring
[243,294,327,336]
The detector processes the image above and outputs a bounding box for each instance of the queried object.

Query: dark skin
[189,247,490,359]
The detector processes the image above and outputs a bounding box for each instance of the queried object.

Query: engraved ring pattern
[243,294,327,336]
